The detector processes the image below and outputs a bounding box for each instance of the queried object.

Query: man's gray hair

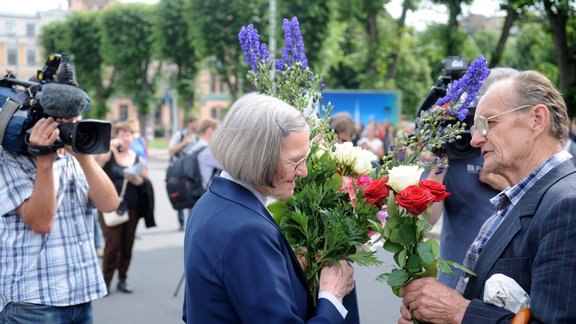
[510,70,569,140]
[210,93,309,187]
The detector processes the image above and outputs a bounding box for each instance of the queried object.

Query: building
[0,9,67,81]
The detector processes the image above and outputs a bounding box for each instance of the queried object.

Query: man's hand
[398,277,470,324]
[319,260,355,302]
[28,117,59,147]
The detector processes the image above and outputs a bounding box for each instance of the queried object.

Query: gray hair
[508,70,568,140]
[479,67,519,96]
[210,93,309,187]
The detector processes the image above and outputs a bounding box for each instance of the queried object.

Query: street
[93,149,402,324]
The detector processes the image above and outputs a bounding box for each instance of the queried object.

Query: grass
[147,139,169,149]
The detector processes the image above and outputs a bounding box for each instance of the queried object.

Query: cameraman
[0,116,119,322]
[423,67,518,289]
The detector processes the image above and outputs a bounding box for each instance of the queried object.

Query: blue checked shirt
[0,150,107,313]
[456,150,573,294]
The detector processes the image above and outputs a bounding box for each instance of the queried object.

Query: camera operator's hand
[29,117,59,146]
[479,167,510,191]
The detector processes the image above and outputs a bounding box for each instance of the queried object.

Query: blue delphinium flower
[436,55,490,121]
[276,17,308,71]
[238,24,264,72]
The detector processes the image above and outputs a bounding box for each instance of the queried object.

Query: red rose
[395,185,435,216]
[419,179,451,202]
[362,178,390,208]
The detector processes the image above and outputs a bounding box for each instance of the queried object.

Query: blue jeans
[93,208,103,250]
[0,301,92,324]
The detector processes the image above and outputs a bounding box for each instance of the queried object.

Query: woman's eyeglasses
[282,146,311,172]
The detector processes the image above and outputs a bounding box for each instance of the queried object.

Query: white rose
[352,149,377,175]
[387,165,424,192]
[333,142,356,166]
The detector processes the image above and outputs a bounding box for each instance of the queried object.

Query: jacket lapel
[209,176,311,286]
[464,158,576,298]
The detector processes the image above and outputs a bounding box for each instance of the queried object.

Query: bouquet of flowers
[239,17,383,301]
[365,56,491,302]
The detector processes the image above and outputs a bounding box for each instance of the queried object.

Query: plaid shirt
[0,150,106,313]
[456,150,573,294]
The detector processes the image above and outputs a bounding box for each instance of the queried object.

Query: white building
[0,9,68,80]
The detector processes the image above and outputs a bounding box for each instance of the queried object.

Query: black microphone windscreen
[37,83,89,118]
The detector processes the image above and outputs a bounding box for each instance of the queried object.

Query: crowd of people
[2,68,576,323]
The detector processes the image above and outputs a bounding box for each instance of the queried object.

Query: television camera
[417,56,480,160]
[0,54,111,155]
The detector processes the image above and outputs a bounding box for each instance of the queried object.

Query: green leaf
[383,213,401,239]
[417,242,434,265]
[387,269,411,288]
[396,249,407,268]
[399,223,417,245]
[268,200,288,222]
[447,260,477,276]
[389,228,404,244]
[376,272,389,283]
[383,240,403,253]
[346,250,383,266]
[407,254,423,273]
[427,239,440,256]
[437,258,453,274]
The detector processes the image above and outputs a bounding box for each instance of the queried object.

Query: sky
[2,0,503,28]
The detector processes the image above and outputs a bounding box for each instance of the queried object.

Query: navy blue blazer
[183,176,358,323]
[461,158,576,323]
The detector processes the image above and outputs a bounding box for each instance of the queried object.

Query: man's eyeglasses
[282,146,311,172]
[470,105,533,136]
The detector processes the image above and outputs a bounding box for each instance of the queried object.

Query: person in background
[423,67,518,289]
[330,112,356,144]
[358,121,384,162]
[95,121,148,295]
[127,118,148,164]
[381,121,396,155]
[168,116,198,230]
[0,115,119,323]
[399,70,576,323]
[183,93,356,323]
[168,116,198,159]
[185,118,223,192]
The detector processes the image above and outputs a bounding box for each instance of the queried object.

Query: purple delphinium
[435,55,490,121]
[238,24,267,72]
[275,17,308,71]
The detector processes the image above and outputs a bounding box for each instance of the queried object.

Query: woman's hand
[318,260,354,302]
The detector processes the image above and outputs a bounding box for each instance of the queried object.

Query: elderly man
[398,70,576,323]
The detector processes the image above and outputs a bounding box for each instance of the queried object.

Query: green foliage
[186,0,265,98]
[155,0,199,109]
[39,22,69,61]
[64,12,110,118]
[272,146,382,299]
[99,3,157,116]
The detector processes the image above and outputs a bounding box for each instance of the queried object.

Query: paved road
[93,149,402,324]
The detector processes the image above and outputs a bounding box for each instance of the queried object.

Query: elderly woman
[183,93,356,323]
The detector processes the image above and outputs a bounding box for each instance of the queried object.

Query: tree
[186,0,265,99]
[155,0,200,111]
[430,0,474,55]
[99,3,160,125]
[541,0,576,116]
[63,12,113,119]
[39,22,68,59]
[385,0,419,80]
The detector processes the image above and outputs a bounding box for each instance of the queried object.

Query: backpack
[165,146,207,210]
